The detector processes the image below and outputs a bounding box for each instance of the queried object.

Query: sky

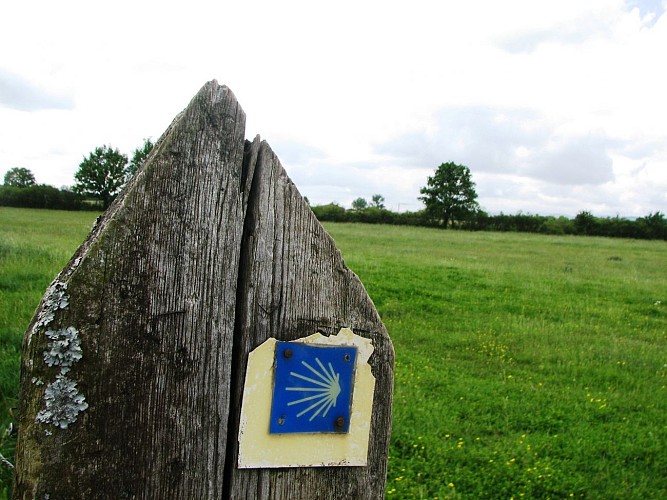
[1,0,666,217]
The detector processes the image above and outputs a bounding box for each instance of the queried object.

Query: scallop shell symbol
[286,358,341,421]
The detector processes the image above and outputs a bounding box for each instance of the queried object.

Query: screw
[278,416,285,426]
[334,416,346,429]
[283,348,293,359]
[344,354,351,362]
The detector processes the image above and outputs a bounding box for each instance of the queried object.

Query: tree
[3,167,36,187]
[310,202,348,222]
[419,162,480,227]
[73,145,128,209]
[126,138,154,179]
[351,197,368,210]
[637,211,666,240]
[370,194,385,209]
[574,210,597,235]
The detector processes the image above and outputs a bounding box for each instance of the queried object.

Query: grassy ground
[323,223,667,499]
[0,207,665,498]
[0,207,98,496]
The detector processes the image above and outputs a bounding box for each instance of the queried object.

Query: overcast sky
[1,0,666,217]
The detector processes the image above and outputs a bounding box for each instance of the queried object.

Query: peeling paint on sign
[237,328,375,468]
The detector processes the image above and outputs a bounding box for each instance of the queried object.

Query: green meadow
[0,208,99,497]
[1,207,666,498]
[325,223,667,499]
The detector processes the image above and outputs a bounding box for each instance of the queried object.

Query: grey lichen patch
[30,278,90,430]
[43,327,82,374]
[35,374,89,429]
[33,280,69,335]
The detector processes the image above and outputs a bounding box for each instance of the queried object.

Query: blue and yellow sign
[270,341,357,434]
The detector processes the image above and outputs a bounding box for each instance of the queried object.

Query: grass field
[1,207,666,498]
[0,208,99,497]
[325,223,667,499]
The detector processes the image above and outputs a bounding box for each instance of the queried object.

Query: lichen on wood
[31,280,69,337]
[43,327,82,373]
[35,375,88,430]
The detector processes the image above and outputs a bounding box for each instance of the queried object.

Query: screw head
[334,416,346,429]
[283,348,293,359]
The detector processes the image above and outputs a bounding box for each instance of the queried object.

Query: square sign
[238,329,376,468]
[270,341,357,434]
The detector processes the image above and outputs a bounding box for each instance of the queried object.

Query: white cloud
[374,106,619,185]
[0,69,75,111]
[523,133,615,185]
[1,0,666,217]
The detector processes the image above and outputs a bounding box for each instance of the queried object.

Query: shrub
[0,185,93,211]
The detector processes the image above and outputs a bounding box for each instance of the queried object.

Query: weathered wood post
[14,81,393,499]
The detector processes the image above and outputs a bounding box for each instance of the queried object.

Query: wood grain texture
[14,81,393,499]
[226,138,394,499]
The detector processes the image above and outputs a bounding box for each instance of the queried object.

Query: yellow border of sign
[237,328,375,468]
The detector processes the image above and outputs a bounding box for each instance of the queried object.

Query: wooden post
[14,81,394,499]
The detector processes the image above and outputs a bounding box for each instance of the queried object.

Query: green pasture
[325,223,666,499]
[0,208,99,496]
[1,207,666,498]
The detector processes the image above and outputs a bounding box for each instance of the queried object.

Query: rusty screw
[334,416,346,429]
[283,348,293,359]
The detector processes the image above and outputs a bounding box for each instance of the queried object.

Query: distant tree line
[0,184,90,210]
[1,167,91,210]
[468,210,667,240]
[0,184,91,210]
[311,162,667,240]
[1,139,154,211]
[3,156,665,240]
[311,204,667,240]
[312,204,428,227]
[312,162,666,240]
